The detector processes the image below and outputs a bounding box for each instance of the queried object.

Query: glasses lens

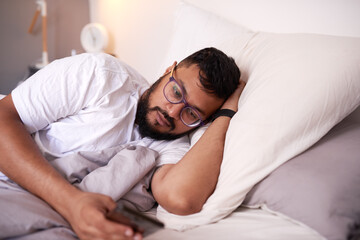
[181,107,201,127]
[164,80,183,104]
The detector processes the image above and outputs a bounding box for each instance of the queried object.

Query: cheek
[172,120,192,134]
[148,87,167,109]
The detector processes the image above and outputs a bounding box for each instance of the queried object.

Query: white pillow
[156,1,254,81]
[156,1,360,231]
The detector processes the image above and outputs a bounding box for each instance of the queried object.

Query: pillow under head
[156,1,360,233]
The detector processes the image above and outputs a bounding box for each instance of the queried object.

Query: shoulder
[55,53,150,96]
[90,53,150,90]
[55,53,148,84]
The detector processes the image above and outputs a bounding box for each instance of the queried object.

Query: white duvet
[0,144,158,239]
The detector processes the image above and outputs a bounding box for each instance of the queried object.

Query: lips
[156,110,171,127]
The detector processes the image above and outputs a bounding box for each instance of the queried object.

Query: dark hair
[178,47,240,99]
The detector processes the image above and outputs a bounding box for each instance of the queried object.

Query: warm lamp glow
[28,0,49,68]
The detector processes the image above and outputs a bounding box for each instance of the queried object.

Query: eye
[172,84,182,100]
[185,108,198,120]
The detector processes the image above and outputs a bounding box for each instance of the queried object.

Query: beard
[135,79,188,141]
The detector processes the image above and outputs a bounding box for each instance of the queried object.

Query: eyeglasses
[163,66,205,128]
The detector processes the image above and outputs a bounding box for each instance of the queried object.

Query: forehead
[174,64,223,117]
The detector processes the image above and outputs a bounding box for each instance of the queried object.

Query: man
[0,47,244,240]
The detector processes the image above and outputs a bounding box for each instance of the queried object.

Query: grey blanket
[0,145,158,239]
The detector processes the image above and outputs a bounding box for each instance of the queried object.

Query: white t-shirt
[11,53,189,167]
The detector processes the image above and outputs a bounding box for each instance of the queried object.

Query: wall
[89,0,360,85]
[88,0,179,84]
[0,0,90,94]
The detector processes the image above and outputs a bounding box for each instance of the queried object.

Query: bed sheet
[0,178,323,240]
[144,207,324,240]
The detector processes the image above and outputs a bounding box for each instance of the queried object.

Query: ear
[162,61,177,76]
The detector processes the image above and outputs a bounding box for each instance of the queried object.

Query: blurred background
[1,0,359,95]
[0,0,90,94]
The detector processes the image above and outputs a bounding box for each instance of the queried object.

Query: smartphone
[107,203,164,237]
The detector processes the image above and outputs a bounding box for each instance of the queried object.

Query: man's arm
[151,81,246,215]
[0,95,140,240]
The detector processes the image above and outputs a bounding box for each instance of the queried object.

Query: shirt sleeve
[11,53,132,133]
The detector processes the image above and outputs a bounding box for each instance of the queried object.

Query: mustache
[149,106,176,131]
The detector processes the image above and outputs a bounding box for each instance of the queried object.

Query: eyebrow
[177,78,207,116]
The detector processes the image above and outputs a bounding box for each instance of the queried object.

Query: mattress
[144,207,323,240]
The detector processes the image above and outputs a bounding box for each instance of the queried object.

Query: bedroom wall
[88,0,179,84]
[0,0,90,95]
[89,0,360,84]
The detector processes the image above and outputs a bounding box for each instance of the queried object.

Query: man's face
[136,63,224,140]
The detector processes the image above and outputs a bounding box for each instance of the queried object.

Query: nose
[166,102,183,120]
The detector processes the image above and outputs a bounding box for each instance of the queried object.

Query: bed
[105,1,360,239]
[1,0,360,239]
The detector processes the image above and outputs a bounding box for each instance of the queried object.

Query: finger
[83,216,136,240]
[239,80,246,90]
[101,195,118,213]
[133,232,143,240]
[73,194,134,240]
[238,81,246,95]
[104,221,138,240]
[106,210,140,232]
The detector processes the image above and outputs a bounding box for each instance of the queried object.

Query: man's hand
[63,191,143,240]
[0,95,142,240]
[221,80,246,112]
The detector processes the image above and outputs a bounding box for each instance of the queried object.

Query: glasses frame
[163,65,205,128]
